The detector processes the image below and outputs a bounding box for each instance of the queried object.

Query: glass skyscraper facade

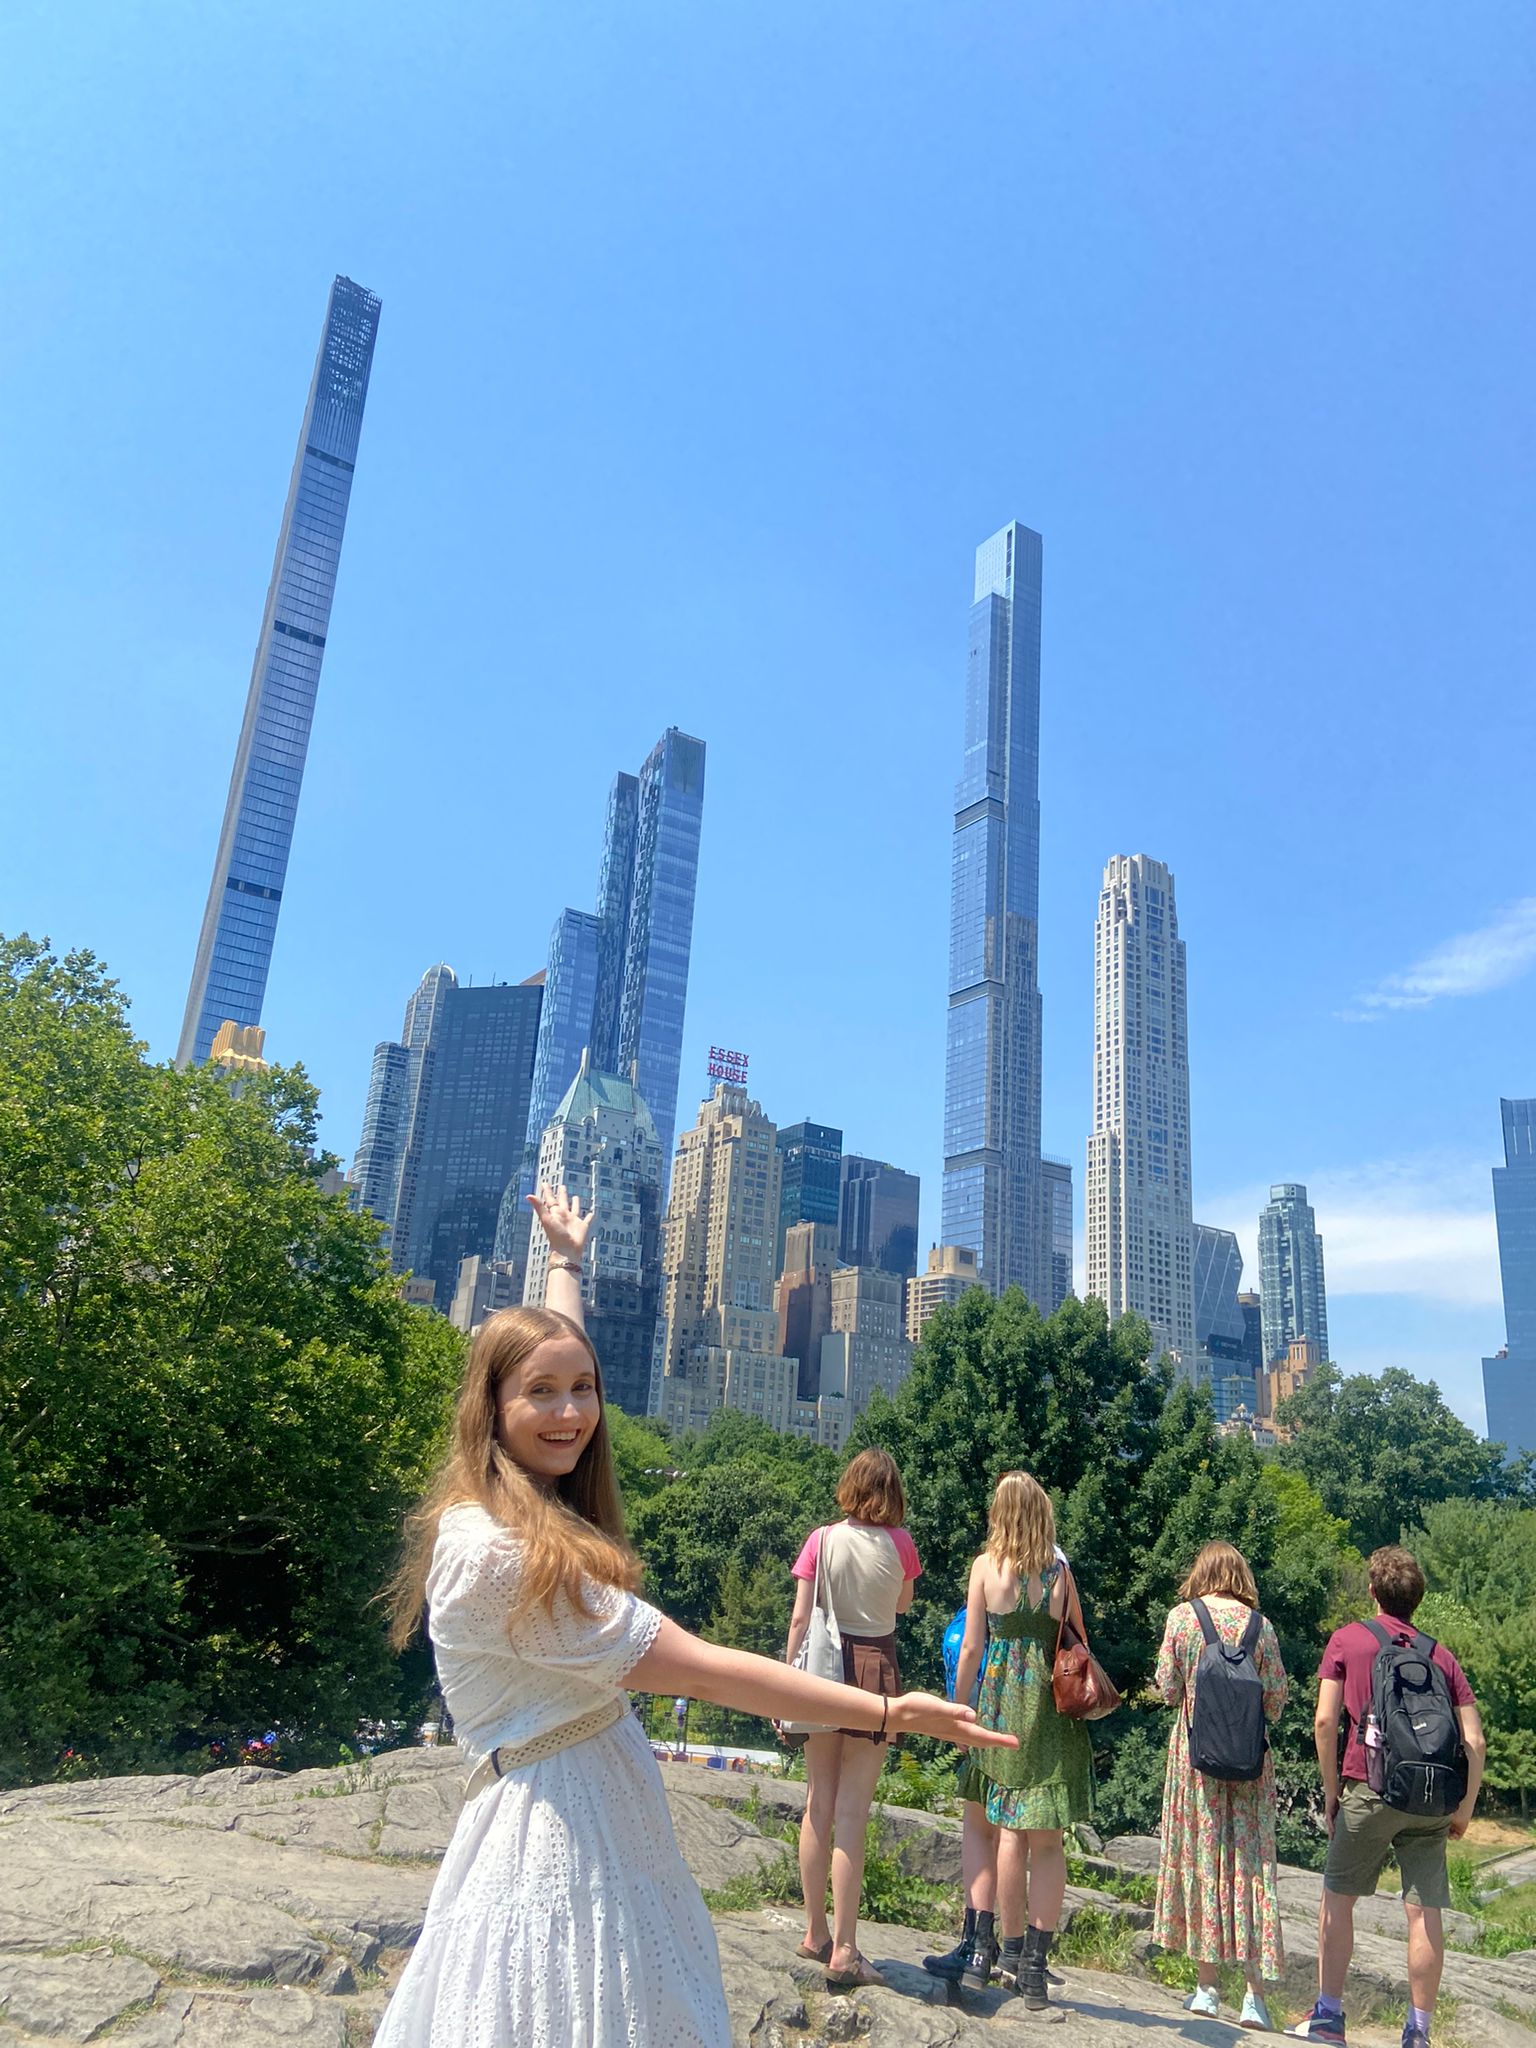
[391,978,543,1311]
[776,1121,844,1275]
[350,963,455,1235]
[177,276,381,1069]
[1193,1225,1247,1360]
[838,1156,920,1281]
[521,728,706,1216]
[942,522,1047,1304]
[1042,1157,1074,1313]
[1258,1183,1329,1368]
[1483,1099,1536,1457]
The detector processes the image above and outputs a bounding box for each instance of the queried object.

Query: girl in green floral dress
[950,1471,1092,2007]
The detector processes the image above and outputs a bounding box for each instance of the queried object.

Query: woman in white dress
[375,1186,1015,2048]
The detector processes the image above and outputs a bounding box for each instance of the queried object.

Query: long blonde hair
[385,1306,639,1649]
[986,1470,1057,1577]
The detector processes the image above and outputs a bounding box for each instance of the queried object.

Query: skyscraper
[838,1157,921,1281]
[775,1221,839,1401]
[652,1083,785,1396]
[1483,1099,1536,1456]
[350,963,456,1234]
[391,976,544,1310]
[942,522,1047,1305]
[906,1244,981,1344]
[524,1054,664,1417]
[775,1121,843,1275]
[1041,1157,1075,1313]
[1085,855,1196,1370]
[520,729,706,1222]
[1193,1225,1247,1361]
[177,277,382,1069]
[818,1266,914,1433]
[1258,1184,1330,1368]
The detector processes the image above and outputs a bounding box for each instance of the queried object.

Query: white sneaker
[1240,1989,1276,2031]
[1185,1985,1221,2017]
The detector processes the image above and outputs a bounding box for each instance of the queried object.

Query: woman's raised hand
[527,1183,594,1264]
[889,1692,1020,1749]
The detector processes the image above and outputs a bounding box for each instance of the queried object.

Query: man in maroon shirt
[1288,1548,1485,2048]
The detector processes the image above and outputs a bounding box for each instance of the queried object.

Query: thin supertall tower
[941,522,1047,1303]
[1085,854,1196,1369]
[177,276,381,1068]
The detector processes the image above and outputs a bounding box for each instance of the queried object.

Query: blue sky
[3,2,1532,1429]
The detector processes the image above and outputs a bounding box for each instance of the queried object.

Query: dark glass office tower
[391,978,544,1311]
[1483,1099,1536,1457]
[617,729,706,1176]
[941,522,1047,1304]
[838,1156,920,1281]
[776,1122,844,1276]
[1258,1183,1329,1368]
[350,963,455,1232]
[177,276,381,1068]
[524,729,706,1211]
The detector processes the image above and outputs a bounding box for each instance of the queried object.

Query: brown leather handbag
[1051,1565,1123,1721]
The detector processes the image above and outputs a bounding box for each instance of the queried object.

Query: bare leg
[828,1736,885,1972]
[997,1826,1030,1940]
[1403,1903,1445,2014]
[963,1802,999,1914]
[1318,1889,1355,2003]
[1025,1828,1067,1930]
[1197,1962,1221,1988]
[798,1732,841,1951]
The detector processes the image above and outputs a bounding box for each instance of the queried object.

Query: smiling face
[494,1333,602,1485]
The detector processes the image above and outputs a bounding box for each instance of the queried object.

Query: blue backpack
[943,1607,981,1707]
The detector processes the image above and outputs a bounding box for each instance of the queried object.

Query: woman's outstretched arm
[630,1616,1019,1750]
[527,1184,593,1330]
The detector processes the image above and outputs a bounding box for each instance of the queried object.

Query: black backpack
[1187,1598,1268,1782]
[1362,1622,1469,1818]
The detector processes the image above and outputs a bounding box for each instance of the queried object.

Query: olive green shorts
[1323,1780,1451,1908]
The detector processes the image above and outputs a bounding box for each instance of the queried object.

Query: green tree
[1275,1366,1506,1554]
[0,935,462,1784]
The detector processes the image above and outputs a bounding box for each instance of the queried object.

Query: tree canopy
[0,935,462,1784]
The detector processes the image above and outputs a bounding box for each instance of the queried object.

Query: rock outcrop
[0,1752,1531,2045]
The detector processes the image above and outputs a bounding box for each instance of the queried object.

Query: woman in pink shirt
[785,1447,922,1988]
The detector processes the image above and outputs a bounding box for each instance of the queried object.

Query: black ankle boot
[960,1910,998,1994]
[922,1906,977,1980]
[1020,1925,1054,2009]
[996,1934,1026,1990]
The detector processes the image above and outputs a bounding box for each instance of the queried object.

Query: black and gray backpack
[1362,1622,1468,1817]
[1186,1598,1268,1782]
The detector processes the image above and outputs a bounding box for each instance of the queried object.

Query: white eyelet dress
[372,1503,730,2048]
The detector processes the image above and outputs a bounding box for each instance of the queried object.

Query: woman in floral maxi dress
[1154,1541,1288,2031]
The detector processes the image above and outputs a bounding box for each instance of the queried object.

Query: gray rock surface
[0,1755,1531,2045]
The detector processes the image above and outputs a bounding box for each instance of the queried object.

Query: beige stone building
[906,1244,981,1344]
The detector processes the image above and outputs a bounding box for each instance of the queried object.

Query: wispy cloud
[1200,1156,1500,1312]
[1341,897,1536,1023]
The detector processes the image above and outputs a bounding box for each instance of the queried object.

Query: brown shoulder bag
[1051,1564,1123,1722]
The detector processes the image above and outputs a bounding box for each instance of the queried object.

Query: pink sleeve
[890,1527,922,1579]
[791,1528,821,1581]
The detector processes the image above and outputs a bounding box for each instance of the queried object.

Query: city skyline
[7,7,1530,1433]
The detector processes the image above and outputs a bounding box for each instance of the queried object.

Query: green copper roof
[552,1050,660,1140]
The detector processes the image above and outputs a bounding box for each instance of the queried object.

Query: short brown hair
[837,1447,906,1527]
[1368,1546,1426,1622]
[1179,1540,1259,1610]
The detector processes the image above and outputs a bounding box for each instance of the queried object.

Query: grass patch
[699,1814,960,1933]
[1067,1854,1156,1907]
[1057,1907,1138,1973]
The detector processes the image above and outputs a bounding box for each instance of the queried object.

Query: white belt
[462,1695,629,1802]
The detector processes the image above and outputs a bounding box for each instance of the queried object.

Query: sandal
[795,1938,833,1963]
[825,1949,886,1989]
